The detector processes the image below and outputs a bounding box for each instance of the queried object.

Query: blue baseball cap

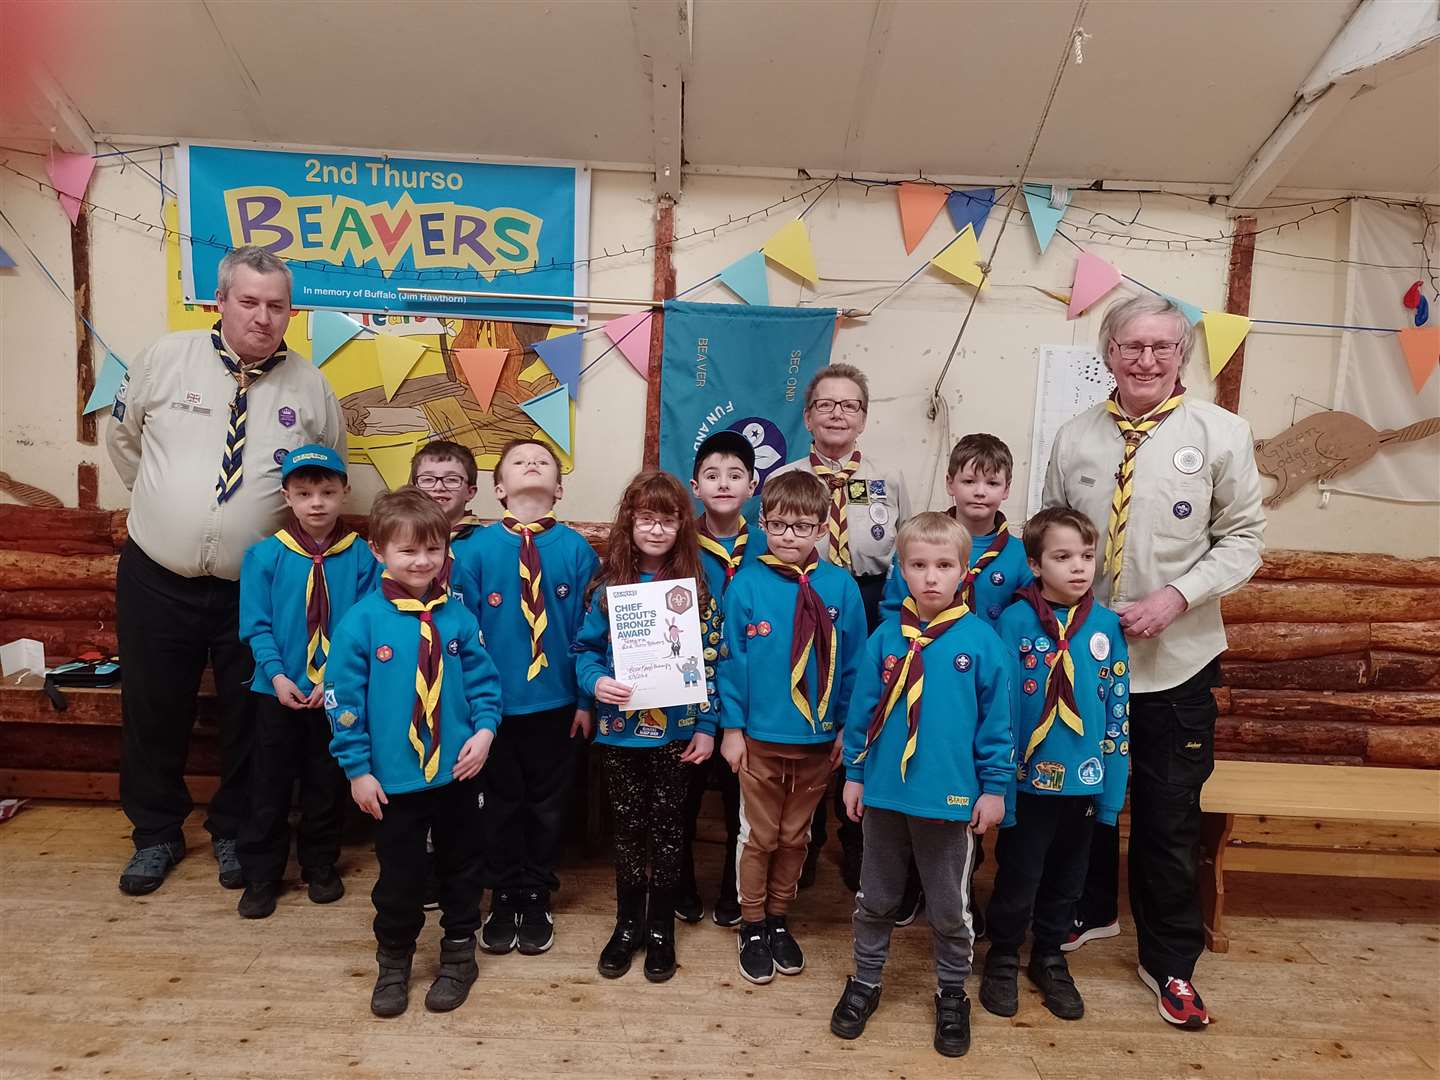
[281,444,347,481]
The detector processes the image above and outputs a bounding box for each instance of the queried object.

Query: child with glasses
[717,470,867,986]
[574,471,720,983]
[465,439,600,959]
[409,440,485,605]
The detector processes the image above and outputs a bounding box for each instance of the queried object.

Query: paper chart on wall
[1028,345,1115,516]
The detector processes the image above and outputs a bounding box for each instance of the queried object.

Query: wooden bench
[1199,758,1440,952]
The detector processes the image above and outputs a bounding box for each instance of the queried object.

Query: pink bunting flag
[1067,252,1123,319]
[46,152,97,226]
[603,309,654,376]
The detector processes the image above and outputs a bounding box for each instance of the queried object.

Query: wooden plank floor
[1,802,1437,1080]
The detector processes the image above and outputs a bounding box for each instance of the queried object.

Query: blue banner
[659,300,837,518]
[179,143,590,324]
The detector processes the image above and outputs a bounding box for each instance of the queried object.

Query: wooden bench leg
[1200,811,1234,953]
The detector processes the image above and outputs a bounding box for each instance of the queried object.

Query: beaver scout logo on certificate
[606,577,707,712]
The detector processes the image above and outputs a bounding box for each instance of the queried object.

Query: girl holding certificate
[575,471,720,984]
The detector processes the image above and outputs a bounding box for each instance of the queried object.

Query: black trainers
[306,866,344,904]
[1060,915,1119,952]
[118,840,185,895]
[212,837,243,890]
[371,945,413,1018]
[830,976,882,1039]
[766,915,804,976]
[933,988,972,1058]
[711,893,741,928]
[481,891,519,955]
[516,889,555,955]
[1028,952,1084,1020]
[237,880,279,919]
[674,890,704,924]
[979,949,1020,1017]
[737,920,775,985]
[425,935,478,1012]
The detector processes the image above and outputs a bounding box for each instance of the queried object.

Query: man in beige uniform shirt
[107,247,346,896]
[1042,294,1264,1029]
[771,363,910,891]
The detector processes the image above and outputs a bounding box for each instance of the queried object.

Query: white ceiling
[0,0,1434,194]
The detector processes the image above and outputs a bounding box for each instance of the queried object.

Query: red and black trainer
[1137,966,1210,1029]
[1059,917,1120,952]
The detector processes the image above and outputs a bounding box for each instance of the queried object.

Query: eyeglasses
[762,519,820,539]
[415,474,468,491]
[635,514,681,534]
[810,397,865,416]
[1111,339,1181,361]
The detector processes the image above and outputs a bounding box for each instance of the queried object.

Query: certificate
[606,577,707,712]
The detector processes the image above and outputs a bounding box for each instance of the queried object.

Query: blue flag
[660,300,836,519]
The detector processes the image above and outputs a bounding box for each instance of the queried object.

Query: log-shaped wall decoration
[1222,583,1440,624]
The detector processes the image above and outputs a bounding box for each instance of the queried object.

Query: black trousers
[372,776,485,950]
[1074,659,1219,980]
[481,705,582,894]
[680,751,740,903]
[116,540,255,848]
[236,694,346,884]
[987,794,1095,956]
[600,741,691,891]
[809,571,886,857]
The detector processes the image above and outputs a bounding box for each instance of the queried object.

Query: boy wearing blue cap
[235,444,378,919]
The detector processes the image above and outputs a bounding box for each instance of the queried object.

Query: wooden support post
[71,207,97,446]
[1213,215,1255,414]
[641,195,676,469]
[76,463,98,510]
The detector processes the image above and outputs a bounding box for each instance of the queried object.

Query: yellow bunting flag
[368,436,424,490]
[930,225,985,288]
[1201,312,1252,379]
[376,334,428,401]
[762,220,818,285]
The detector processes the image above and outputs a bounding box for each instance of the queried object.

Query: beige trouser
[735,736,833,923]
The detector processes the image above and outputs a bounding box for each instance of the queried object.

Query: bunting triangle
[930,225,985,288]
[761,220,818,285]
[0,245,14,269]
[1067,252,1123,318]
[534,332,584,398]
[311,310,364,367]
[896,183,950,254]
[1201,311,1252,379]
[453,347,509,411]
[368,436,424,491]
[718,250,770,306]
[1022,184,1066,253]
[603,310,654,376]
[376,334,428,401]
[46,151,96,226]
[1165,294,1205,326]
[946,188,994,240]
[520,385,572,453]
[1397,326,1440,394]
[83,351,128,414]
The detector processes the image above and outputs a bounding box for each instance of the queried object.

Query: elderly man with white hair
[107,246,346,897]
[1038,294,1265,1030]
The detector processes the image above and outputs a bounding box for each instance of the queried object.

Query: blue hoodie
[718,558,866,745]
[451,520,599,716]
[574,573,721,748]
[843,612,1014,822]
[239,532,379,696]
[880,521,1033,627]
[996,595,1130,825]
[325,589,502,795]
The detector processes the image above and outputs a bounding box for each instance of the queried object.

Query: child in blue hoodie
[980,507,1129,1024]
[236,445,378,919]
[718,470,866,987]
[830,512,1012,1059]
[326,488,502,1019]
[574,471,718,984]
[461,439,599,959]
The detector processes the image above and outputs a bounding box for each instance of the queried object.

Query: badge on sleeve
[1112,660,1126,677]
[1172,501,1193,519]
[1019,638,1033,653]
[989,570,1005,586]
[277,406,297,428]
[487,592,503,607]
[869,503,889,526]
[1077,757,1103,785]
[847,480,870,504]
[871,524,886,541]
[376,645,393,662]
[1023,678,1038,695]
[987,604,1002,620]
[757,621,772,637]
[1023,653,1038,670]
[272,448,288,466]
[1089,632,1110,661]
[1034,636,1052,653]
[826,605,840,622]
[1173,446,1204,475]
[953,653,972,673]
[447,639,460,655]
[868,479,887,499]
[555,582,571,599]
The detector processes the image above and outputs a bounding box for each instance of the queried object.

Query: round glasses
[635,514,681,534]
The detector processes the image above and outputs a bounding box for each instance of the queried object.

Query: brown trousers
[735,736,834,923]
